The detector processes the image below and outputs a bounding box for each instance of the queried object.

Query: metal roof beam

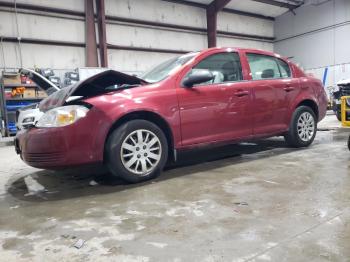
[208,0,231,12]
[161,0,274,21]
[251,0,299,10]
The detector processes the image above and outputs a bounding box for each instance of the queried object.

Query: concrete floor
[0,113,350,262]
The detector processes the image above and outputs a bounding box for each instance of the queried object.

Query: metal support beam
[206,0,231,48]
[1,36,191,54]
[206,7,217,48]
[96,0,108,67]
[251,0,299,10]
[0,1,274,43]
[85,0,98,67]
[161,0,274,21]
[208,0,232,12]
[0,0,85,16]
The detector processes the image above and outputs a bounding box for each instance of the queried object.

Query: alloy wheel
[120,129,162,176]
[297,112,315,142]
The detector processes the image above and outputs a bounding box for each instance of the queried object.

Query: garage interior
[0,0,350,261]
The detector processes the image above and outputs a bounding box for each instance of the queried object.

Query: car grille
[25,152,65,164]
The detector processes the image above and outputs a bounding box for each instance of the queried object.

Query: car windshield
[141,52,198,83]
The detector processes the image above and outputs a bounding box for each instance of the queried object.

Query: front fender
[84,89,181,156]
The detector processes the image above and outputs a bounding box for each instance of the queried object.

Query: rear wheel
[336,110,342,121]
[105,120,168,183]
[284,106,317,147]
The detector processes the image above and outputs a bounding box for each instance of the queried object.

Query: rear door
[245,53,298,135]
[275,58,300,126]
[177,52,253,146]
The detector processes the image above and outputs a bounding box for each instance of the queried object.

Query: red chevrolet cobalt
[15,48,328,183]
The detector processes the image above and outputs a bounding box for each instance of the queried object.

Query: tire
[336,110,342,121]
[284,106,317,148]
[105,120,168,183]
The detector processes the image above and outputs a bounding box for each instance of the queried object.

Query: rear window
[247,53,281,80]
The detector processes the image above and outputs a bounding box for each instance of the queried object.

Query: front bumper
[15,107,111,169]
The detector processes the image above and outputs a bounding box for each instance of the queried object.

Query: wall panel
[0,0,274,73]
[274,0,350,88]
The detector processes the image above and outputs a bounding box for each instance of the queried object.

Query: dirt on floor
[0,114,350,261]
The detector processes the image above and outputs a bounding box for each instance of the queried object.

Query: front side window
[247,53,281,80]
[187,52,243,85]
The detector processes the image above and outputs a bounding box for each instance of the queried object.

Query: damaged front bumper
[15,106,111,169]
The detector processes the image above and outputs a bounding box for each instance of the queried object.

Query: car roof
[200,47,287,60]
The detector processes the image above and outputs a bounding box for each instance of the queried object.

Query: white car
[16,69,60,130]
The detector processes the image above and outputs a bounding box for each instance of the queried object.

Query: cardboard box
[23,88,36,98]
[3,75,21,85]
[4,90,12,99]
[10,94,23,99]
[36,90,48,98]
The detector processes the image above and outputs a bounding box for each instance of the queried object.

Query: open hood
[20,68,60,95]
[39,69,147,112]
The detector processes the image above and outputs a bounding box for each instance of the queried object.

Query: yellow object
[341,96,350,127]
[11,87,25,97]
[56,111,76,126]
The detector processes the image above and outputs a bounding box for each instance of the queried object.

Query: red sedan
[15,47,328,183]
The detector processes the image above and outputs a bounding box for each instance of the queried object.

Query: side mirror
[182,69,214,88]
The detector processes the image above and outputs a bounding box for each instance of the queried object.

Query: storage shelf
[1,77,42,137]
[6,98,42,101]
[4,83,37,88]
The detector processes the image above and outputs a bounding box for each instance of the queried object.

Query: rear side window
[193,52,243,84]
[277,59,291,78]
[247,53,281,80]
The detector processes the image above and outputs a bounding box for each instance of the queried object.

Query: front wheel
[284,106,317,148]
[105,120,168,183]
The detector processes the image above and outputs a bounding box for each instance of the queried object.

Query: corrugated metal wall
[274,0,350,89]
[0,0,274,74]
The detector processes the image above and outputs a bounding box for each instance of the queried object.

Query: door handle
[283,86,295,92]
[234,90,249,97]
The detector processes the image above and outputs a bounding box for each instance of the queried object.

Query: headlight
[23,117,35,123]
[36,105,89,128]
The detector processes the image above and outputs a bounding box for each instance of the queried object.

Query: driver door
[176,52,253,146]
